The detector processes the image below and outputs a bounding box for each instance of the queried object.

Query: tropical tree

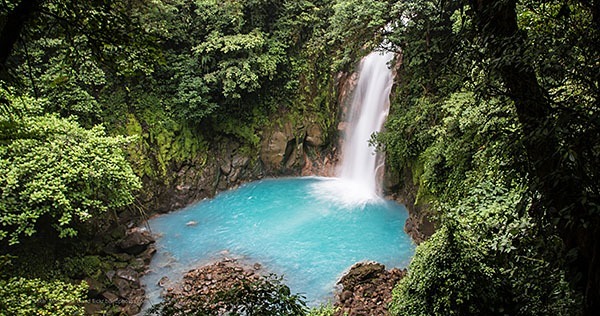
[0,89,141,245]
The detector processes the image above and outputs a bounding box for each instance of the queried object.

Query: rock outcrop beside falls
[384,167,437,244]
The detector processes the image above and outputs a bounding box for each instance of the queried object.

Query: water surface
[142,177,414,306]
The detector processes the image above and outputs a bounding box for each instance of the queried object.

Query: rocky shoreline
[116,171,432,316]
[146,258,405,316]
[83,227,156,315]
[161,258,264,307]
[125,169,433,315]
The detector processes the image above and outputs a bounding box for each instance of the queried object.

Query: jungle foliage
[0,277,88,316]
[0,0,344,242]
[0,88,141,245]
[371,0,599,315]
[1,0,598,315]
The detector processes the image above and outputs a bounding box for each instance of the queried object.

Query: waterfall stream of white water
[338,51,394,196]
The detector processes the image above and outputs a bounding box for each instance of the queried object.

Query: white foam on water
[309,177,382,208]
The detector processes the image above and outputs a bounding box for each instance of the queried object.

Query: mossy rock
[338,262,385,291]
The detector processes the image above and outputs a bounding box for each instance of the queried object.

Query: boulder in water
[338,262,385,290]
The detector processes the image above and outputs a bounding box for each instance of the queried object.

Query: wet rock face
[261,131,289,167]
[305,124,324,147]
[259,119,339,177]
[140,128,336,215]
[335,262,406,316]
[260,120,310,173]
[383,167,437,244]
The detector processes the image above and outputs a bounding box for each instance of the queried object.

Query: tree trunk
[0,0,42,76]
[469,0,600,314]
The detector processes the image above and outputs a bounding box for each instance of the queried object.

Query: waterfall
[339,51,394,195]
[309,51,394,207]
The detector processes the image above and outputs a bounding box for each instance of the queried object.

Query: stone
[129,288,145,307]
[220,162,232,176]
[116,268,139,283]
[334,262,407,316]
[261,131,288,168]
[176,184,191,191]
[382,167,401,192]
[84,277,106,297]
[118,230,155,255]
[84,303,104,315]
[121,303,141,316]
[112,252,133,262]
[105,270,116,281]
[340,290,353,302]
[284,141,302,169]
[101,291,120,304]
[305,124,324,147]
[139,245,156,265]
[158,276,169,288]
[338,262,385,291]
[130,258,146,272]
[164,259,264,309]
[231,155,250,168]
[113,277,131,298]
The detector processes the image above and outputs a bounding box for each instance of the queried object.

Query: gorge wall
[136,119,338,215]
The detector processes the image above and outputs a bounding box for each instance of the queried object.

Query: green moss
[120,105,209,183]
[62,255,105,279]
